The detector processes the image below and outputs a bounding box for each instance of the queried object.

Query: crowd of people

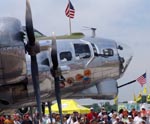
[0,107,149,124]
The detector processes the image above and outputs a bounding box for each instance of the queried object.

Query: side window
[100,48,114,57]
[91,43,98,56]
[60,51,72,61]
[74,43,91,59]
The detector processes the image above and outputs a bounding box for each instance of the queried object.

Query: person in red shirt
[141,108,147,117]
[131,108,137,118]
[0,116,5,124]
[86,107,97,124]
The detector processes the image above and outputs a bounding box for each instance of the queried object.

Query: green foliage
[103,102,117,112]
[136,95,147,103]
[85,102,117,113]
[37,32,85,40]
[92,103,100,112]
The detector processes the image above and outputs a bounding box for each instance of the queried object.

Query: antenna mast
[91,28,96,38]
[83,26,97,38]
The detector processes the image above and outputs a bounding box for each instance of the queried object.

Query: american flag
[136,73,146,87]
[65,0,75,19]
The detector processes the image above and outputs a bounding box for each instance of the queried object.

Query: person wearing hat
[86,107,97,124]
[127,115,133,124]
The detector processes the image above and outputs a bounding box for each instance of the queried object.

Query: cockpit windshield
[74,43,91,59]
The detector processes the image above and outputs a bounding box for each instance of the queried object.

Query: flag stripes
[136,72,146,87]
[65,1,75,19]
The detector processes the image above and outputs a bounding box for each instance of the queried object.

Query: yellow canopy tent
[136,93,142,103]
[147,94,150,103]
[45,99,90,114]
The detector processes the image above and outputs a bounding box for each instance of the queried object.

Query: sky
[1,0,150,102]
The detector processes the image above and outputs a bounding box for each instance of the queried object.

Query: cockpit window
[60,51,72,61]
[74,43,91,59]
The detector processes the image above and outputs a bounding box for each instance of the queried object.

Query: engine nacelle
[0,17,27,85]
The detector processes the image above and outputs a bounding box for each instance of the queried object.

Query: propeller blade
[51,34,63,124]
[42,102,45,116]
[55,76,63,124]
[48,102,53,124]
[26,0,35,46]
[25,0,42,122]
[51,33,58,69]
[30,57,42,119]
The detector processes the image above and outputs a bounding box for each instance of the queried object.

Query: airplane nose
[117,42,133,75]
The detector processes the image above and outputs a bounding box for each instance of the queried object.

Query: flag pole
[146,70,148,93]
[69,15,72,35]
[68,0,72,35]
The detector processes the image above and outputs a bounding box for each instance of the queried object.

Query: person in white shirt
[112,116,120,124]
[133,112,143,124]
[45,114,55,124]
